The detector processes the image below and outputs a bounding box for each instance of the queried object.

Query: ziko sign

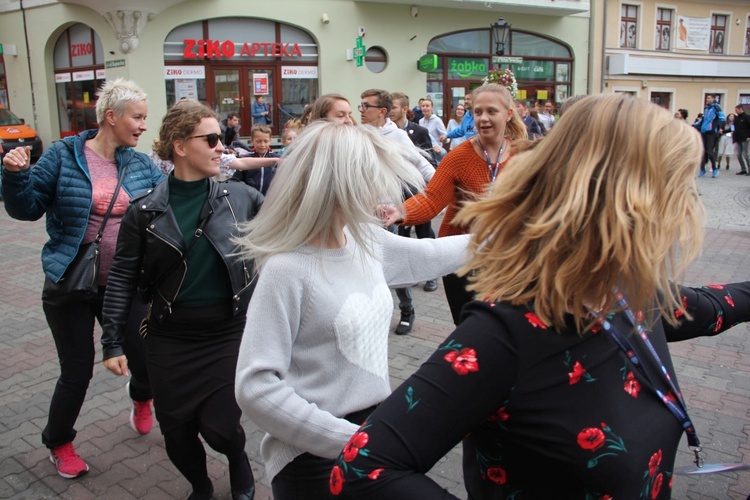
[183,39,303,59]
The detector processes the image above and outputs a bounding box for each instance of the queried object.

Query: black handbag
[42,166,127,303]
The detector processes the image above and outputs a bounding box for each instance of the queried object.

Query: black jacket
[101,178,263,360]
[402,121,437,167]
[734,111,750,143]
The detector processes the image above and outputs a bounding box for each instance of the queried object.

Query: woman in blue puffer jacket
[1,78,164,480]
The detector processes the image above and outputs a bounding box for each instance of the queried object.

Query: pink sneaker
[130,399,153,435]
[49,442,89,479]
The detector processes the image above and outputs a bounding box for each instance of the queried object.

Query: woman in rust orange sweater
[386,83,527,324]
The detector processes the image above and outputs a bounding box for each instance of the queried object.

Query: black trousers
[701,132,718,171]
[442,272,474,325]
[41,287,150,449]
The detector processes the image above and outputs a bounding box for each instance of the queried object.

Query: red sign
[70,43,93,58]
[253,74,269,95]
[183,39,303,59]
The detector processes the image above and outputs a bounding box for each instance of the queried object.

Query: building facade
[0,0,589,149]
[591,0,750,117]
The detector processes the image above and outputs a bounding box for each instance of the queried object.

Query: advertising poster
[253,73,269,95]
[675,16,710,51]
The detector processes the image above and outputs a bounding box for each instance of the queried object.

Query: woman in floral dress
[332,94,750,499]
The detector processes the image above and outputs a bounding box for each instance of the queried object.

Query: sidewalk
[1,168,749,499]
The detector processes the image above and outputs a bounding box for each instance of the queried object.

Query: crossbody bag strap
[94,163,128,243]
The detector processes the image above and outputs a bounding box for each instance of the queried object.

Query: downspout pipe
[20,0,39,130]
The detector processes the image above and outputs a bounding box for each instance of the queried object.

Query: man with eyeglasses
[359,89,436,335]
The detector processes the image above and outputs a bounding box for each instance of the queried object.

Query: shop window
[655,8,672,51]
[710,15,727,54]
[620,5,638,49]
[745,16,750,55]
[427,30,490,55]
[53,24,105,138]
[365,47,388,74]
[0,58,7,108]
[510,32,571,58]
[738,94,750,112]
[650,92,671,109]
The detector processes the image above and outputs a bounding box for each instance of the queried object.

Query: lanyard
[475,137,505,185]
[593,291,704,468]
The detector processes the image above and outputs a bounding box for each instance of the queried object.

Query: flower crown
[483,68,518,98]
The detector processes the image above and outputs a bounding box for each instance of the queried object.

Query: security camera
[358,26,366,37]
[321,13,330,24]
[411,6,418,17]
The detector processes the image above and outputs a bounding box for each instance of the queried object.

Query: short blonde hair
[236,121,425,269]
[455,93,705,331]
[95,78,148,125]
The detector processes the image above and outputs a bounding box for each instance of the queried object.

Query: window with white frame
[709,14,727,54]
[620,5,638,48]
[655,8,672,51]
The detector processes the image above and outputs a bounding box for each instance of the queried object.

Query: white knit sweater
[235,224,469,480]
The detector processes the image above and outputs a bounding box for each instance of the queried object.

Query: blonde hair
[472,83,527,140]
[153,99,216,161]
[236,121,425,269]
[455,93,704,332]
[95,78,148,125]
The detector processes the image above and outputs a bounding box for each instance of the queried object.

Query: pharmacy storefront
[163,18,319,135]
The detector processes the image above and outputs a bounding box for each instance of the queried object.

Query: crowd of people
[2,78,750,500]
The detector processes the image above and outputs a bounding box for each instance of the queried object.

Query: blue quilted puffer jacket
[1,129,165,282]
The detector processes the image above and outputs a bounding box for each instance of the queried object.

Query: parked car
[0,105,43,162]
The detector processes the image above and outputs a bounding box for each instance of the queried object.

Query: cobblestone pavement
[1,165,749,499]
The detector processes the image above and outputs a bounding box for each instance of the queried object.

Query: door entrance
[210,66,278,138]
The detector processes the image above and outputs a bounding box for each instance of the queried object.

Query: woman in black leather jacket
[101,100,263,500]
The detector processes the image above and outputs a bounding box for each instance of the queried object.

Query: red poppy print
[330,465,344,495]
[444,348,479,375]
[651,472,663,499]
[577,427,605,451]
[713,314,723,332]
[624,371,641,398]
[725,295,735,307]
[648,449,662,477]
[368,468,384,480]
[486,466,507,484]
[525,312,547,329]
[569,361,586,385]
[675,296,688,318]
[707,284,725,290]
[489,406,510,422]
[343,431,369,462]
[600,496,613,500]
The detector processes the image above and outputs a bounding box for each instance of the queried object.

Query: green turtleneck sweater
[168,174,232,306]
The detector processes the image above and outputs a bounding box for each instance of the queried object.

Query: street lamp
[491,18,511,56]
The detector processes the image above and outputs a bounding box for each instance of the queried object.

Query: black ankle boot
[187,482,213,500]
[229,452,255,500]
[395,308,415,335]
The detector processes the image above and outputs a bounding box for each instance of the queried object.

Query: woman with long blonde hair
[234,121,469,499]
[334,94,750,499]
[385,82,527,324]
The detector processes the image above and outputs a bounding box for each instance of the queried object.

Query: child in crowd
[231,123,279,195]
[279,127,298,155]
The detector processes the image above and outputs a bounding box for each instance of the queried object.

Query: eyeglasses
[188,133,221,148]
[358,103,384,112]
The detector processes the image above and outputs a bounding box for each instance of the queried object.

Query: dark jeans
[41,287,150,449]
[736,141,750,173]
[701,132,718,171]
[443,272,474,325]
[394,222,436,312]
[271,406,375,500]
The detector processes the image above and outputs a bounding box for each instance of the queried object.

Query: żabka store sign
[183,39,304,59]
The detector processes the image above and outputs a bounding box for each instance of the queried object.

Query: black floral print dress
[332,283,750,499]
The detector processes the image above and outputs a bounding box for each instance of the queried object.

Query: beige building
[590,0,750,117]
[0,0,589,150]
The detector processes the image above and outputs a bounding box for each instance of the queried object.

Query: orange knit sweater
[402,139,512,237]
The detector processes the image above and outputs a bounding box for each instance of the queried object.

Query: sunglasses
[358,103,384,112]
[188,133,221,148]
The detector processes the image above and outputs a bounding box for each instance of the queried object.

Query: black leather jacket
[101,178,263,360]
